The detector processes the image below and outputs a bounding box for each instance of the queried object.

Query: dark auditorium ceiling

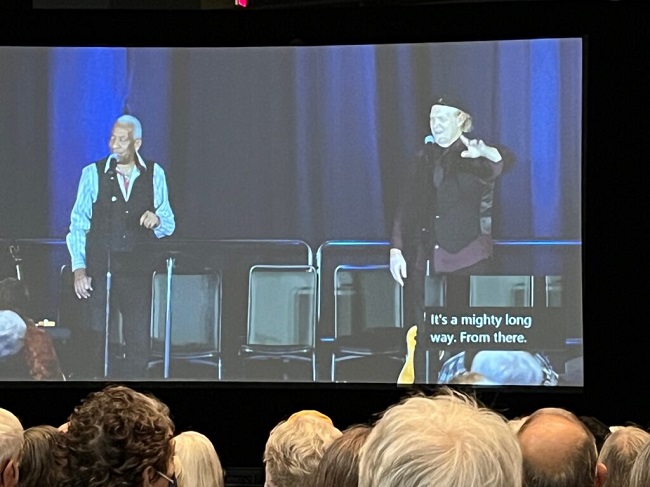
[28,0,564,9]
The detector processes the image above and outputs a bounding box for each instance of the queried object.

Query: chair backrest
[545,275,563,307]
[150,271,221,352]
[246,265,317,347]
[469,275,533,307]
[333,264,403,338]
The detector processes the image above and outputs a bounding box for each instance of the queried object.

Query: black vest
[86,160,155,274]
[420,140,495,253]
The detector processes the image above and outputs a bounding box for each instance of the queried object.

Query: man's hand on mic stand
[140,210,160,230]
[73,268,93,299]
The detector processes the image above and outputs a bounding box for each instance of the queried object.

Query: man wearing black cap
[389,96,510,382]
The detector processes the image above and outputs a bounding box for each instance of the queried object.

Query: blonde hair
[263,410,342,487]
[174,431,225,487]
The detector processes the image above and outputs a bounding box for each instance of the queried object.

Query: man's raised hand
[460,134,502,162]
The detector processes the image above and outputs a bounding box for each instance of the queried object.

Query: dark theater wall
[1,0,647,475]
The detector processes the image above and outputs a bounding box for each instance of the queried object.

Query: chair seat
[240,344,313,356]
[151,341,219,355]
[151,349,220,360]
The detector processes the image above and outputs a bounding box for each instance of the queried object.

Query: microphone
[423,134,437,165]
[107,154,119,175]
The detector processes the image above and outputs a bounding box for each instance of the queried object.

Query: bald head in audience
[598,426,650,487]
[517,407,607,487]
[358,387,522,487]
[0,408,23,487]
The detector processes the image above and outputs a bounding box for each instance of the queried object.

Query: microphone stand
[163,253,177,379]
[104,157,118,378]
[104,253,112,378]
[9,243,23,281]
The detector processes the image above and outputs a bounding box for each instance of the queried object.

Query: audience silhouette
[5,384,650,487]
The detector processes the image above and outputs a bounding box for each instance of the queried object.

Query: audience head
[173,431,224,487]
[263,410,342,487]
[0,311,26,361]
[470,351,546,385]
[311,424,371,487]
[17,425,66,487]
[448,371,498,385]
[628,437,650,487]
[0,278,30,319]
[599,426,650,487]
[508,416,529,434]
[60,384,175,487]
[0,408,23,487]
[580,416,612,453]
[358,387,522,487]
[517,407,606,487]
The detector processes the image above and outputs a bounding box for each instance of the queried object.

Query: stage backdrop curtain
[0,39,582,252]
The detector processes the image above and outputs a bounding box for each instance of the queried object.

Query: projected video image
[0,38,583,385]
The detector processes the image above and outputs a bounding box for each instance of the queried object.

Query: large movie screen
[0,38,583,386]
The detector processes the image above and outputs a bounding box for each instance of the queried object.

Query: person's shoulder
[141,158,160,169]
[87,157,108,167]
[80,159,106,174]
[149,161,169,177]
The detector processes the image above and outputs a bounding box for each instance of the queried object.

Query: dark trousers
[404,255,490,383]
[73,268,152,379]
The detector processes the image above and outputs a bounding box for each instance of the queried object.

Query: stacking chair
[469,275,533,307]
[149,269,222,379]
[239,264,317,381]
[329,264,404,382]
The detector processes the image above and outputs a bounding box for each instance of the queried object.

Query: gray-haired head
[599,426,650,487]
[0,407,24,466]
[358,388,522,487]
[116,114,143,139]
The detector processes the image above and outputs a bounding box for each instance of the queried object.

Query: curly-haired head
[60,385,175,487]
